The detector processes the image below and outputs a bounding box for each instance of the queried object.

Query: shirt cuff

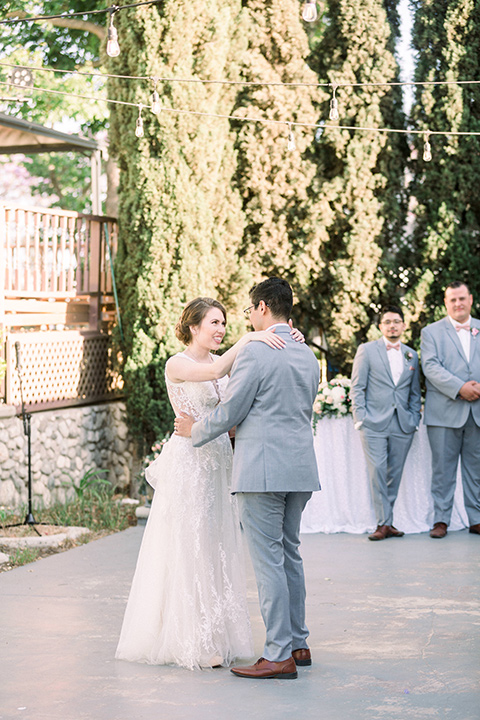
[354,421,363,430]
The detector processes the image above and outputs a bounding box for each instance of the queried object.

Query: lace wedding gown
[115,354,253,670]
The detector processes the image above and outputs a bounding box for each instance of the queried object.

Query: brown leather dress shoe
[230,656,297,679]
[469,523,480,535]
[292,648,312,666]
[430,522,448,538]
[368,525,389,541]
[387,526,405,538]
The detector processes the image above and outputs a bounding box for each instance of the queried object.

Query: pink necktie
[386,343,400,351]
[456,323,470,332]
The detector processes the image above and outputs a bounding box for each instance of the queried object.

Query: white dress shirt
[449,315,472,362]
[383,336,403,385]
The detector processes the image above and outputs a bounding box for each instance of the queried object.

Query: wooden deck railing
[0,203,121,410]
[1,204,118,332]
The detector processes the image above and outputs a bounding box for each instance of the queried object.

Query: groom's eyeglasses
[243,303,269,317]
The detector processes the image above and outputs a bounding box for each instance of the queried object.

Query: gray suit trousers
[427,411,480,526]
[359,412,414,526]
[236,491,312,662]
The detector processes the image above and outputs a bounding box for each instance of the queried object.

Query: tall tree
[305,0,408,373]
[108,1,249,448]
[406,0,480,339]
[231,0,328,304]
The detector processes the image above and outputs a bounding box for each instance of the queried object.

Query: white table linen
[301,417,468,535]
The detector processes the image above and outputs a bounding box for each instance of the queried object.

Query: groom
[175,277,320,679]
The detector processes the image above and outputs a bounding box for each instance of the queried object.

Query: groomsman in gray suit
[175,278,320,679]
[351,305,422,541]
[421,280,480,538]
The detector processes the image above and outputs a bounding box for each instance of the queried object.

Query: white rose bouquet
[312,377,352,433]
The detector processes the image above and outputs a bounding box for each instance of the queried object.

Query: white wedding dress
[115,354,253,670]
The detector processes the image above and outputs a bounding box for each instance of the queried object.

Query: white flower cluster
[312,377,352,432]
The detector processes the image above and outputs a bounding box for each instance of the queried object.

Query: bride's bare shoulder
[165,354,189,382]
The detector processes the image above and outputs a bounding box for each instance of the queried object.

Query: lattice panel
[6,331,123,409]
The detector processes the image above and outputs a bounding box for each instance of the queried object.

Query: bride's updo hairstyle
[175,297,227,345]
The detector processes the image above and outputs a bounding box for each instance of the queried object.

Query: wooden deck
[1,203,121,410]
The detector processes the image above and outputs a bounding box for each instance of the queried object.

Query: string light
[135,103,144,137]
[329,82,339,121]
[2,79,480,145]
[302,0,318,22]
[423,131,432,162]
[287,122,296,151]
[150,77,162,115]
[0,11,478,154]
[106,7,121,58]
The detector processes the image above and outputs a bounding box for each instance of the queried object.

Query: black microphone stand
[6,342,41,535]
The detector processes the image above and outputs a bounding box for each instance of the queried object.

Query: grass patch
[7,546,42,567]
[0,472,138,573]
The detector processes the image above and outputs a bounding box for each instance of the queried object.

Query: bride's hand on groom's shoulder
[174,412,194,437]
[249,330,286,349]
[288,319,305,343]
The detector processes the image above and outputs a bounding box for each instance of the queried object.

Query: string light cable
[1,78,480,144]
[2,60,480,92]
[0,2,162,25]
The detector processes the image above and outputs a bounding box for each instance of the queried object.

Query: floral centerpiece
[312,377,352,433]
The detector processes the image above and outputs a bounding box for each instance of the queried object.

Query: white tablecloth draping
[300,417,469,535]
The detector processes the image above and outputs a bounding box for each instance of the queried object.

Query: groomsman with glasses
[351,305,422,541]
[421,281,480,538]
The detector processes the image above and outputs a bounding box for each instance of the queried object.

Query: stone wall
[0,401,136,509]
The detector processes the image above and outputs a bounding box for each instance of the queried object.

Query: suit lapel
[397,343,410,384]
[376,338,394,385]
[444,316,469,364]
[469,319,480,365]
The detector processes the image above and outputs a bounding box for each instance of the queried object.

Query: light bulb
[302,0,318,22]
[135,105,144,138]
[423,133,432,162]
[287,123,296,151]
[329,97,339,121]
[151,90,162,115]
[106,13,120,57]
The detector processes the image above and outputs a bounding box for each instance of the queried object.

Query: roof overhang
[0,112,98,154]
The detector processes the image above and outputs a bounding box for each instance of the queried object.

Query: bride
[115,297,298,670]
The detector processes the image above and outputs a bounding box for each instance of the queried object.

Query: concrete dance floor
[1,525,479,720]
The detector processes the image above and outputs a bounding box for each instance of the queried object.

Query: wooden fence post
[88,219,102,332]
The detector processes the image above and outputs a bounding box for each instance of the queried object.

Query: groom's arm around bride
[175,277,320,679]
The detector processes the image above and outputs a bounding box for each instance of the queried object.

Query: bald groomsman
[421,281,480,538]
[351,305,422,541]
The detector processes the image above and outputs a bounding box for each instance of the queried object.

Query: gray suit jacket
[351,338,422,433]
[421,316,480,427]
[191,325,320,493]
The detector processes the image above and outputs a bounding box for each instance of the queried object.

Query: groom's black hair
[249,277,293,320]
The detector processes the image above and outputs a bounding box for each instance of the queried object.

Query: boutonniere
[404,350,413,361]
[472,327,479,338]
